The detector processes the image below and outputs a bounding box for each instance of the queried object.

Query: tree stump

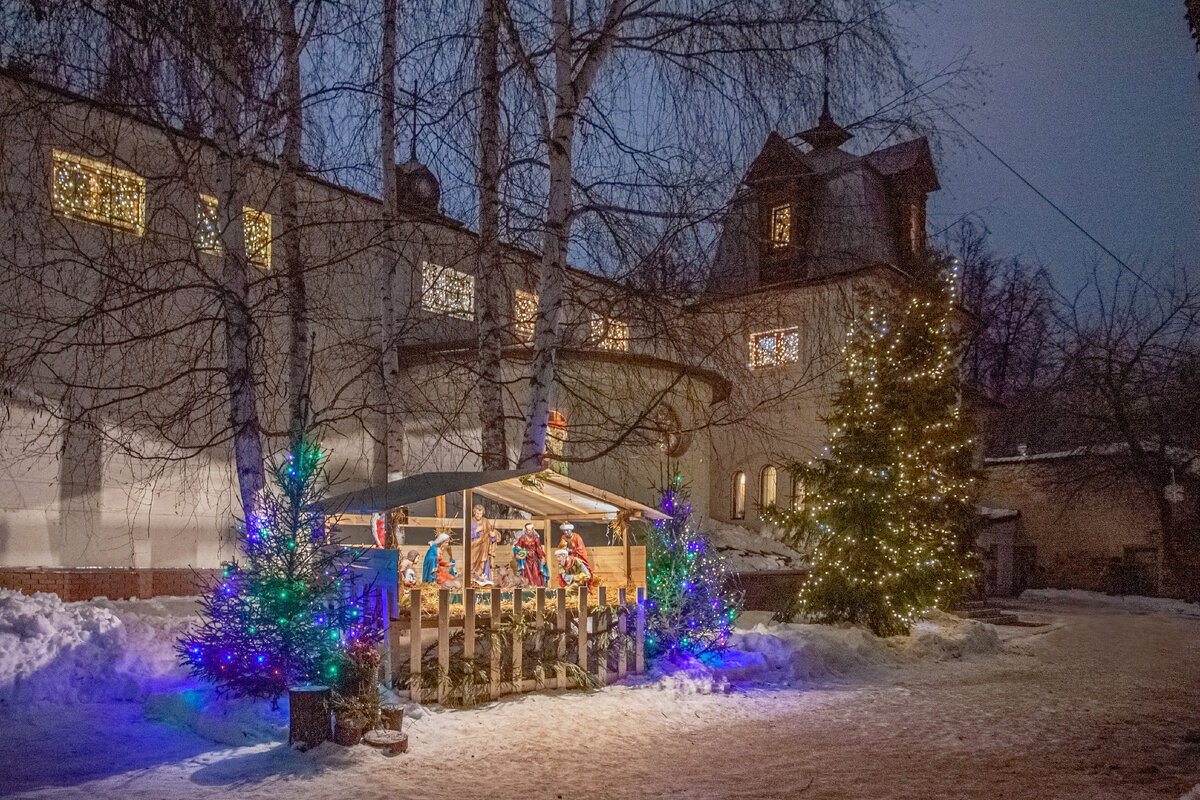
[289,685,331,749]
[363,728,408,754]
[380,704,404,732]
[332,710,369,746]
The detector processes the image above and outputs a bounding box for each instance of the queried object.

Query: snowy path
[3,600,1198,799]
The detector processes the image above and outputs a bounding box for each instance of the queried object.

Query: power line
[945,111,1153,290]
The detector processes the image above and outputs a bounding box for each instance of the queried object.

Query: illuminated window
[196,194,221,253]
[909,202,922,254]
[749,327,799,368]
[770,204,792,250]
[790,476,805,511]
[421,262,475,320]
[51,150,146,234]
[545,410,568,476]
[591,315,629,351]
[732,472,746,519]
[514,289,538,340]
[761,466,777,507]
[243,207,272,269]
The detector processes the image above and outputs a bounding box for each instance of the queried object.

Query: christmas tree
[645,471,742,660]
[179,438,373,700]
[775,266,975,636]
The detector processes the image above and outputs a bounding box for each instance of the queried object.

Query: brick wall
[733,569,809,616]
[0,568,220,602]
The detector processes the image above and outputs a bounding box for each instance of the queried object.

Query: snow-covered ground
[2,588,1198,799]
[702,518,805,571]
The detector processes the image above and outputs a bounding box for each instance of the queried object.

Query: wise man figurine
[556,548,591,590]
[557,522,589,568]
[515,522,546,587]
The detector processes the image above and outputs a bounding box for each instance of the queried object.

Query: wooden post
[617,587,628,679]
[377,586,391,687]
[437,588,450,704]
[464,588,476,663]
[534,587,546,685]
[622,517,631,587]
[577,585,589,676]
[490,586,502,699]
[462,489,473,589]
[635,587,646,674]
[542,518,555,587]
[556,589,567,688]
[408,588,422,702]
[512,590,523,690]
[596,586,607,687]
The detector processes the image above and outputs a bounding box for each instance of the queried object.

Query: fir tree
[646,471,742,660]
[179,438,373,700]
[774,266,976,636]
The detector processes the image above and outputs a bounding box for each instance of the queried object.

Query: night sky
[907,1,1200,290]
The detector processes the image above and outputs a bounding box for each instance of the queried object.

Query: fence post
[617,587,628,679]
[596,586,607,687]
[556,590,567,688]
[635,587,646,674]
[577,585,589,676]
[512,590,523,690]
[464,588,476,663]
[490,587,502,699]
[437,589,450,704]
[534,587,546,686]
[409,588,422,702]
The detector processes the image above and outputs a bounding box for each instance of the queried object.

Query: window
[908,202,922,254]
[243,207,272,269]
[51,150,146,234]
[196,194,220,253]
[514,289,538,340]
[732,471,746,519]
[770,203,792,250]
[790,477,805,511]
[591,315,629,351]
[749,327,799,368]
[421,261,475,320]
[545,410,568,476]
[761,466,777,507]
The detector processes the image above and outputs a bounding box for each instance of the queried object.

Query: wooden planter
[331,711,370,746]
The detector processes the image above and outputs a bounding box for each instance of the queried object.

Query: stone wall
[0,567,219,601]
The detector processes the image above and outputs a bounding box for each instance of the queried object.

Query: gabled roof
[865,138,939,193]
[744,131,812,183]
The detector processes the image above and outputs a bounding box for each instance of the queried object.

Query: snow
[1017,588,1200,618]
[700,518,806,572]
[2,590,1199,798]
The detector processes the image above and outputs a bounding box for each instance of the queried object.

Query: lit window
[732,472,746,519]
[770,204,791,250]
[909,202,922,254]
[545,410,568,476]
[761,466,777,507]
[749,327,799,368]
[51,150,146,234]
[197,194,221,253]
[591,315,629,351]
[514,289,538,340]
[243,207,272,269]
[421,262,475,320]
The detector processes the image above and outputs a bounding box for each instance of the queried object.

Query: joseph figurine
[470,503,499,586]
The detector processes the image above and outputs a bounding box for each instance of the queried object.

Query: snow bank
[1019,589,1200,618]
[653,611,1001,689]
[0,589,196,704]
[143,688,287,746]
[700,518,806,572]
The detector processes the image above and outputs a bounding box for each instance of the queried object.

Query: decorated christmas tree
[179,437,373,700]
[645,471,742,660]
[776,267,976,636]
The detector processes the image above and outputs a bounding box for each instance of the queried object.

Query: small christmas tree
[646,471,742,660]
[179,437,372,700]
[775,266,975,636]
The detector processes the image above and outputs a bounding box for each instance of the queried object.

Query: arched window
[545,410,568,476]
[790,476,805,511]
[761,466,777,507]
[732,471,746,519]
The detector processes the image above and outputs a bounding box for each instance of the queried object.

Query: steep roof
[865,138,939,193]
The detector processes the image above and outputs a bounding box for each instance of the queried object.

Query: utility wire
[945,112,1153,290]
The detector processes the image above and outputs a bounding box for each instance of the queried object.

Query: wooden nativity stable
[325,468,666,705]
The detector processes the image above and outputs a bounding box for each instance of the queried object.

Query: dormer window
[770,203,792,250]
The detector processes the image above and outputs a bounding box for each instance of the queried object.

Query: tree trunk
[378,0,403,482]
[288,685,331,748]
[477,0,509,470]
[276,0,309,444]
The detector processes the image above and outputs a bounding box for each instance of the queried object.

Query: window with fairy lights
[749,327,799,368]
[760,465,777,507]
[196,194,221,253]
[590,315,630,351]
[421,261,476,320]
[243,207,272,269]
[732,471,746,519]
[514,289,537,340]
[544,410,568,475]
[51,150,146,235]
[769,203,792,250]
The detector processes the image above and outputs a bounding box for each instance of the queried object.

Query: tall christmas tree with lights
[783,267,975,636]
[179,438,372,700]
[646,471,742,660]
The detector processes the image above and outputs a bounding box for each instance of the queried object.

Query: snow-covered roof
[985,442,1200,474]
[976,506,1019,521]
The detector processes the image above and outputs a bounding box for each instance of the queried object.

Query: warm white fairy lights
[770,203,792,249]
[420,261,476,320]
[749,326,799,368]
[51,150,146,235]
[513,289,538,340]
[196,194,221,253]
[243,207,272,270]
[591,315,629,351]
